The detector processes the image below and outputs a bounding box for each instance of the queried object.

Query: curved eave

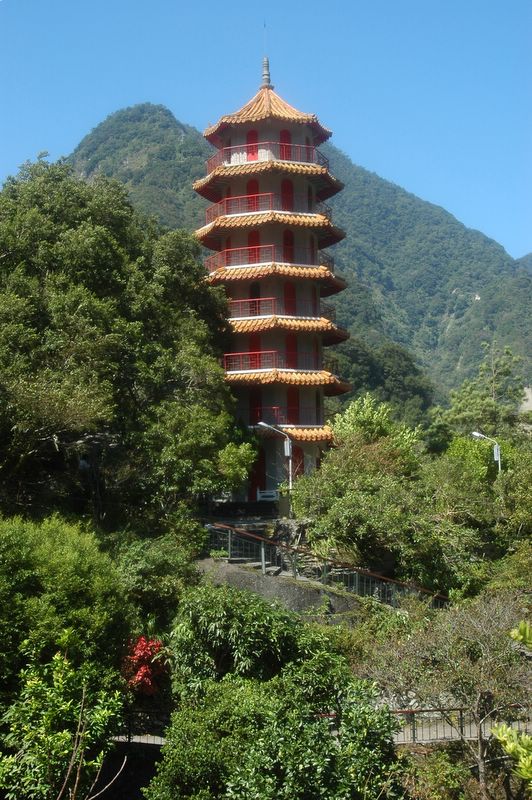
[257,424,333,443]
[225,369,351,395]
[206,263,347,296]
[204,86,332,147]
[196,212,345,250]
[193,162,343,203]
[230,316,349,345]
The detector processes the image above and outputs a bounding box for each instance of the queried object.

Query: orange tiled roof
[196,213,345,250]
[225,370,351,395]
[230,316,349,343]
[197,211,332,237]
[204,86,331,146]
[206,264,347,296]
[193,161,343,201]
[282,425,333,442]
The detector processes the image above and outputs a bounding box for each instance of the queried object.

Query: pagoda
[193,59,350,502]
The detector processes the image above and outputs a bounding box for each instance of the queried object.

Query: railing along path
[115,705,531,748]
[206,523,448,609]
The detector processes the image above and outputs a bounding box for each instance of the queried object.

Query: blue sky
[1,0,530,258]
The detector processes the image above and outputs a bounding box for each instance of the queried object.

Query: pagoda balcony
[205,192,331,224]
[228,297,336,322]
[205,244,334,273]
[206,140,329,174]
[224,350,320,372]
[249,406,323,426]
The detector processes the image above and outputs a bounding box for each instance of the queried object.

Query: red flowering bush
[123,636,167,696]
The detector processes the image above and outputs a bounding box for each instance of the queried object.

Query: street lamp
[471,431,502,472]
[256,421,293,506]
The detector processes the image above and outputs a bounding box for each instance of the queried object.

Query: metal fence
[114,705,531,749]
[206,524,447,609]
[392,706,531,745]
[114,709,170,746]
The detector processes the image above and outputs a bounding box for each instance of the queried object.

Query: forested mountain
[517,253,532,273]
[325,144,532,390]
[69,103,531,393]
[70,104,209,231]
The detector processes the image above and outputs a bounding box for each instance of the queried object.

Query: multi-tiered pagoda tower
[194,60,350,502]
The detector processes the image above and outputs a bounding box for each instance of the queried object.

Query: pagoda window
[246,130,258,161]
[315,391,322,424]
[313,338,320,369]
[282,229,294,263]
[249,333,261,351]
[285,332,297,369]
[280,129,292,161]
[287,387,300,424]
[225,236,232,266]
[309,236,316,265]
[293,445,305,479]
[248,230,260,263]
[305,135,312,163]
[248,446,266,501]
[249,332,261,369]
[246,179,259,212]
[307,185,313,211]
[249,282,261,316]
[312,286,319,316]
[281,179,294,211]
[284,282,296,316]
[249,388,262,425]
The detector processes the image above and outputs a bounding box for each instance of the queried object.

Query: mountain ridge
[69,103,531,393]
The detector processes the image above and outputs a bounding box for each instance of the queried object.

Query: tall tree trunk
[478,722,490,800]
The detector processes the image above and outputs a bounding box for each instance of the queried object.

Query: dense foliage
[0,653,121,800]
[68,102,532,393]
[325,143,532,390]
[326,335,434,426]
[69,103,211,231]
[147,586,401,800]
[0,159,253,525]
[0,515,131,704]
[293,370,531,594]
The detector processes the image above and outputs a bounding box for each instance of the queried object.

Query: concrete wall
[197,557,361,616]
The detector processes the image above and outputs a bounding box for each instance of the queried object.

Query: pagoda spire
[261,56,273,89]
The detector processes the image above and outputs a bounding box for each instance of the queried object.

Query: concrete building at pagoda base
[193,60,350,503]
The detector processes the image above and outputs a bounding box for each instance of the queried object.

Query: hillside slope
[69,104,531,391]
[325,145,531,388]
[70,103,209,230]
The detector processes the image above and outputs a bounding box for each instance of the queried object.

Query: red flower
[123,636,167,696]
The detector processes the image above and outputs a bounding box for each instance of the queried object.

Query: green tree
[293,394,530,593]
[0,515,131,705]
[0,652,122,800]
[0,160,253,525]
[435,343,525,437]
[146,656,401,800]
[169,583,327,694]
[493,620,532,791]
[363,591,531,800]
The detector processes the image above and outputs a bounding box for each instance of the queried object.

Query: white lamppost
[257,421,293,508]
[471,431,502,472]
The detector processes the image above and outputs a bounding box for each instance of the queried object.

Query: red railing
[228,297,336,322]
[205,244,334,273]
[206,140,329,174]
[249,406,322,426]
[224,350,320,371]
[205,193,332,224]
[228,297,277,317]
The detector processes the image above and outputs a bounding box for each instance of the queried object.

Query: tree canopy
[0,159,253,526]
